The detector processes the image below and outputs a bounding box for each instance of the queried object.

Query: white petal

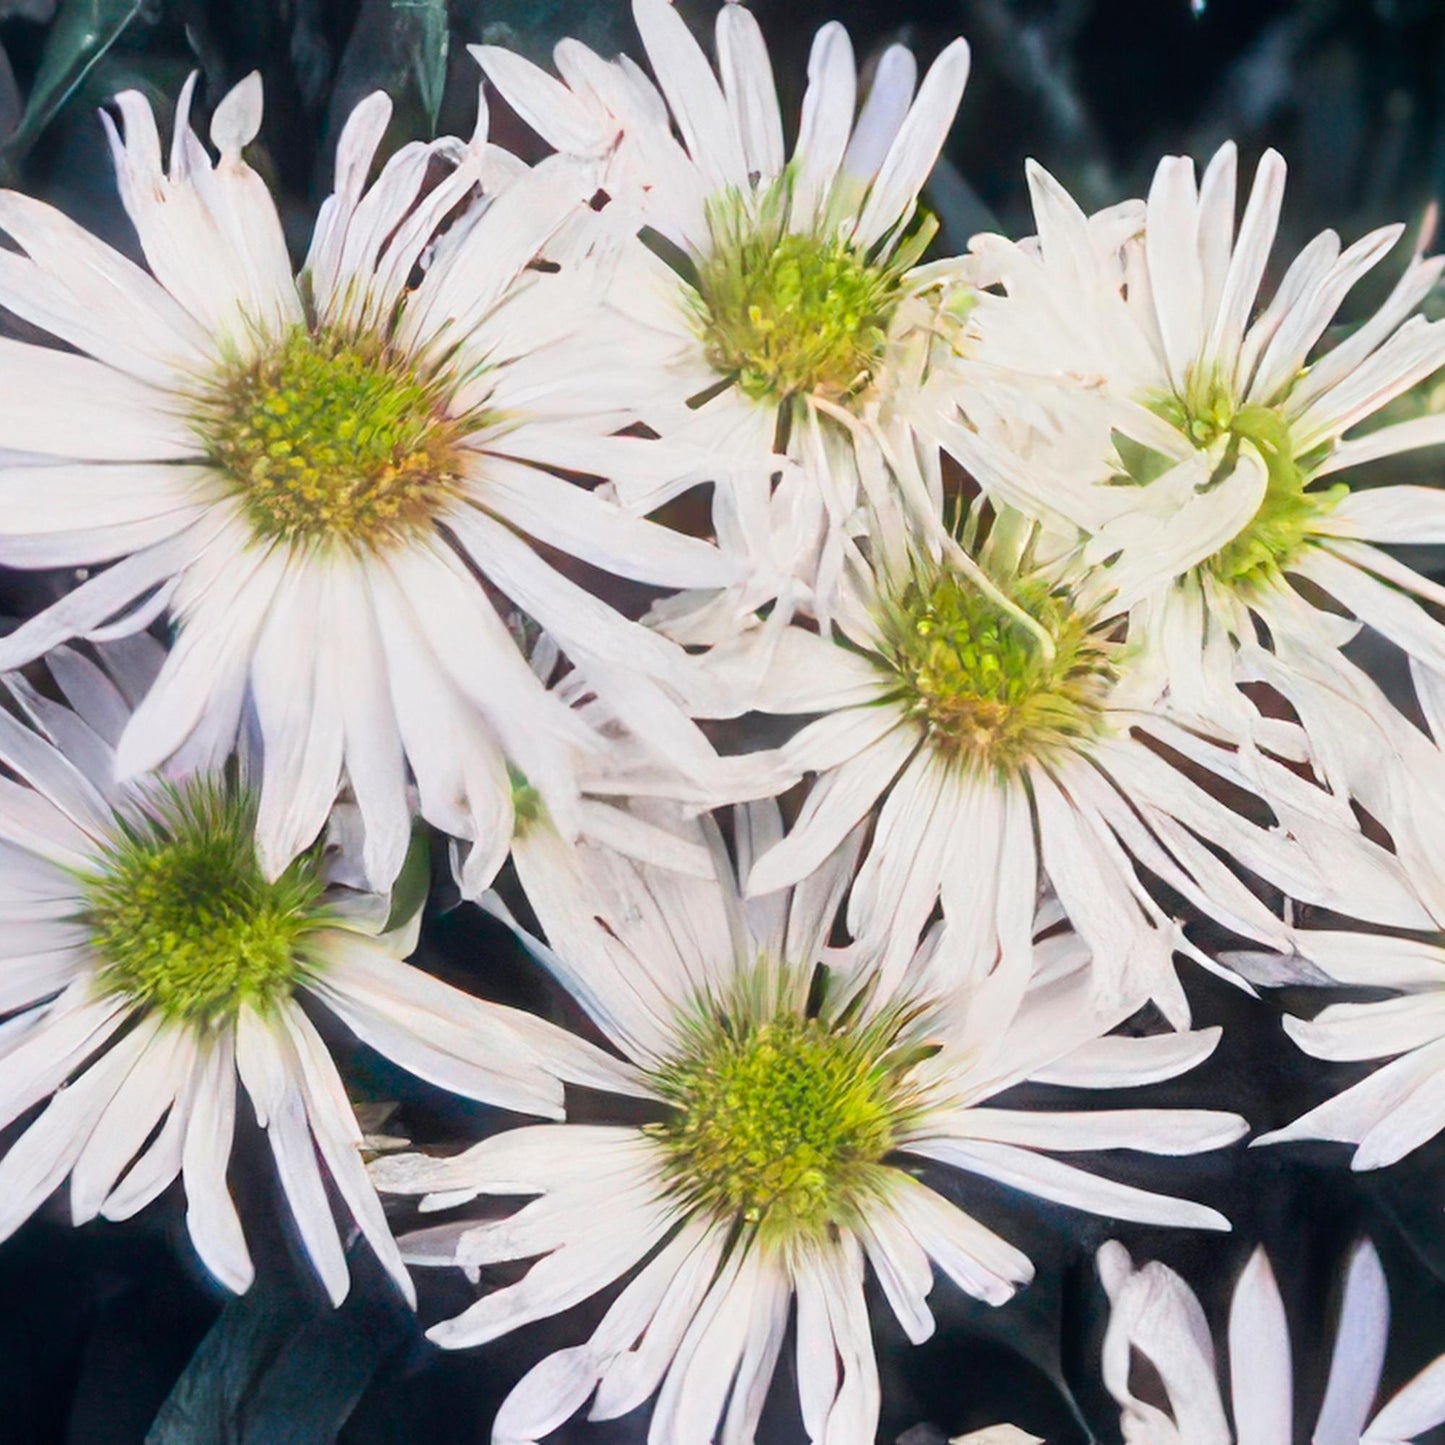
[715,3,784,181]
[1315,1240,1389,1445]
[853,38,970,249]
[631,0,747,193]
[909,1137,1234,1230]
[1229,1249,1293,1445]
[1367,1356,1445,1443]
[747,721,917,896]
[235,1008,350,1305]
[179,1030,253,1294]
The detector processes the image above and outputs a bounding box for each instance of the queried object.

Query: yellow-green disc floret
[651,981,923,1245]
[691,188,933,403]
[1149,370,1345,589]
[80,781,327,1026]
[194,326,465,550]
[879,569,1115,773]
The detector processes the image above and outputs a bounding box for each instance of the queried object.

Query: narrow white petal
[631,0,747,193]
[235,1008,350,1305]
[1229,1250,1294,1445]
[1315,1240,1389,1445]
[715,3,784,181]
[910,1137,1234,1230]
[180,1031,253,1294]
[853,38,970,249]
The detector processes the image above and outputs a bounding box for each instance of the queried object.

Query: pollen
[650,983,915,1245]
[881,568,1115,773]
[194,326,466,551]
[80,781,327,1026]
[692,188,932,404]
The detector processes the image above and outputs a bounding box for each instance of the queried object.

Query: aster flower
[933,143,1445,818]
[720,500,1425,1026]
[0,71,742,892]
[373,800,1247,1445]
[1098,1239,1445,1444]
[472,0,971,610]
[0,641,621,1305]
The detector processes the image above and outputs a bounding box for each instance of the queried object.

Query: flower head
[0,643,618,1305]
[936,145,1445,871]
[374,800,1246,1445]
[473,1,972,609]
[0,72,741,892]
[725,502,1424,1025]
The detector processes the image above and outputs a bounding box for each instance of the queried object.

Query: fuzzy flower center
[1150,372,1344,588]
[652,1008,901,1243]
[195,326,465,550]
[80,782,327,1025]
[692,191,931,403]
[881,570,1114,771]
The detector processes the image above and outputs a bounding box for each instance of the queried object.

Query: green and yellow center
[1146,371,1345,589]
[690,189,933,404]
[651,1007,903,1243]
[194,326,466,550]
[79,782,327,1026]
[880,570,1115,772]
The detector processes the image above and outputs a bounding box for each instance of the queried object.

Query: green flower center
[881,570,1115,772]
[80,782,327,1025]
[1147,372,1345,589]
[651,999,906,1244]
[195,326,465,550]
[691,188,933,403]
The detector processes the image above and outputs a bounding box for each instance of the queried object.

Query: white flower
[717,503,1425,1027]
[0,71,741,892]
[373,800,1246,1445]
[473,0,971,612]
[0,640,621,1305]
[1098,1239,1445,1445]
[933,144,1445,834]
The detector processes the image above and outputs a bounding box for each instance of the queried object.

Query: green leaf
[1,0,145,168]
[145,1273,311,1445]
[236,1294,411,1445]
[1110,429,1174,486]
[146,1263,411,1445]
[382,823,432,934]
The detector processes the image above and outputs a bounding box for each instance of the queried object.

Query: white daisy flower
[719,501,1426,1027]
[1098,1238,1445,1445]
[472,0,971,611]
[933,143,1445,820]
[0,640,622,1306]
[0,71,740,892]
[373,800,1247,1445]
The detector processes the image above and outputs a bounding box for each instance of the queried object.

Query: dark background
[2,0,1445,1440]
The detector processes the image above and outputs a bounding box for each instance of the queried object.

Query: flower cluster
[0,0,1444,1440]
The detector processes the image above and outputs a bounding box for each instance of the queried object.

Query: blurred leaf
[145,1264,410,1445]
[326,0,448,164]
[235,1294,410,1445]
[465,0,626,63]
[0,0,145,168]
[0,44,20,140]
[145,1273,311,1445]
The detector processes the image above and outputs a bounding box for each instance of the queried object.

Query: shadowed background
[1,0,1444,1440]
